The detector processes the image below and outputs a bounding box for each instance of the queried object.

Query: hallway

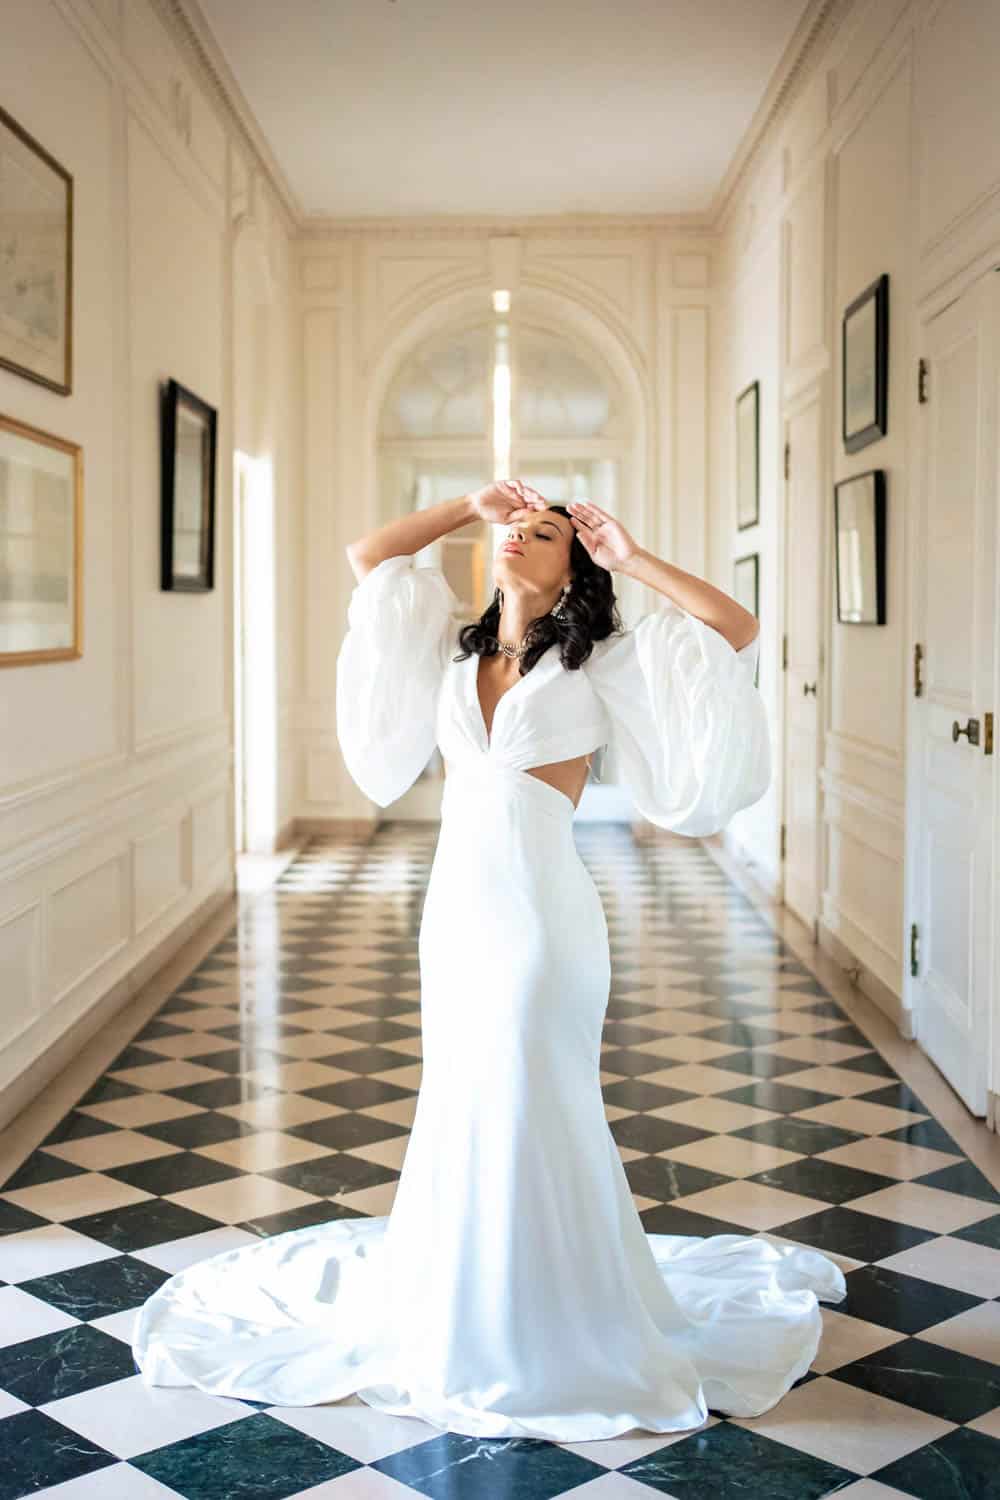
[1,826,998,1499]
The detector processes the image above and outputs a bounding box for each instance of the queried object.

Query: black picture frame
[736,380,760,530]
[160,378,217,592]
[834,469,886,624]
[842,273,888,453]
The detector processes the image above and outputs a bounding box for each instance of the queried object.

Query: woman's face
[494,506,574,599]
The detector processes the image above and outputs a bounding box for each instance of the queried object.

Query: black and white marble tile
[0,826,997,1500]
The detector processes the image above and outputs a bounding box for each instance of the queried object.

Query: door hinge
[783,441,790,480]
[914,642,924,698]
[780,822,786,860]
[985,711,994,755]
[782,634,788,671]
[918,357,929,404]
[910,921,920,977]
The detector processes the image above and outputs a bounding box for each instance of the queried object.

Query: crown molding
[162,0,858,242]
[150,0,304,225]
[298,213,716,241]
[709,0,856,227]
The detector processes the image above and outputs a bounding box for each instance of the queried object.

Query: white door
[782,384,826,934]
[909,269,998,1116]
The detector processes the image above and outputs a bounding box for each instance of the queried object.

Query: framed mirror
[842,273,888,453]
[834,469,886,624]
[160,377,217,592]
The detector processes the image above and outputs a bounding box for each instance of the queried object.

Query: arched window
[378,313,628,615]
[375,306,631,801]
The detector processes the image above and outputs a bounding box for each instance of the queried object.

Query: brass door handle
[952,718,980,745]
[803,681,817,696]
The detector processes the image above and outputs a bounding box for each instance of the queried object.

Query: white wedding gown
[132,554,847,1441]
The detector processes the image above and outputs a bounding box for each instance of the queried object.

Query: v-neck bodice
[474,654,533,748]
[437,638,611,772]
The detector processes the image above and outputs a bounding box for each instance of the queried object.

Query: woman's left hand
[566,500,640,573]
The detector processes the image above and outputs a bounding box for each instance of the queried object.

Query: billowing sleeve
[335,553,460,806]
[583,601,771,836]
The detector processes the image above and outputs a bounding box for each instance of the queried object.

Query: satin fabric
[132,554,846,1440]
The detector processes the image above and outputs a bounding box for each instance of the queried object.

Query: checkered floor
[2,824,999,1500]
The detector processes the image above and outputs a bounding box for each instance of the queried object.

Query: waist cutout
[442,760,577,823]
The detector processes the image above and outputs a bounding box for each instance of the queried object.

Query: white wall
[710,0,1000,1066]
[0,0,298,1127]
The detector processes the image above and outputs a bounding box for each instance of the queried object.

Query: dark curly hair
[453,504,625,675]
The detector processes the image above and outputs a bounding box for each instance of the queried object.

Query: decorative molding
[151,0,860,243]
[301,215,714,241]
[818,764,905,825]
[711,0,856,229]
[0,878,233,1136]
[0,735,230,885]
[147,0,302,225]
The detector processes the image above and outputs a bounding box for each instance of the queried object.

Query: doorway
[908,267,999,1116]
[233,449,278,854]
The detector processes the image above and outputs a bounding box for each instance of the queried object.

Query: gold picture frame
[0,104,74,395]
[0,413,83,666]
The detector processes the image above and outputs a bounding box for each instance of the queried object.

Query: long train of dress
[133,758,846,1441]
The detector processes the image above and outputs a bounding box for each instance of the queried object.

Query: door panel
[911,272,997,1115]
[783,389,825,930]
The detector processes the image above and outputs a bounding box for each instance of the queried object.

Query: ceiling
[191,0,816,222]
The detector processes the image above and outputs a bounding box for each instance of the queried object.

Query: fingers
[507,479,549,509]
[567,498,605,521]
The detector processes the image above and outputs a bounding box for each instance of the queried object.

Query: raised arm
[565,499,759,653]
[345,480,550,584]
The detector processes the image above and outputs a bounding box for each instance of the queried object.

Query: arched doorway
[372,289,642,820]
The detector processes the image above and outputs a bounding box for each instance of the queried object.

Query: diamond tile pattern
[1,825,998,1500]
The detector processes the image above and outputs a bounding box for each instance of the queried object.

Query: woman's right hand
[467,479,549,525]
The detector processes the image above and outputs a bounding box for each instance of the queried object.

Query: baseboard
[294,815,378,837]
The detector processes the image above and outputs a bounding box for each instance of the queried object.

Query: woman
[133,480,846,1441]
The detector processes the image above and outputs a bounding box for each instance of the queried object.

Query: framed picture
[0,413,83,666]
[0,105,74,395]
[834,469,886,624]
[160,378,217,592]
[736,380,759,529]
[842,273,888,453]
[733,551,760,686]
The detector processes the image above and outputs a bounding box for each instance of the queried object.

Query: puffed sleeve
[583,601,771,836]
[335,553,460,806]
